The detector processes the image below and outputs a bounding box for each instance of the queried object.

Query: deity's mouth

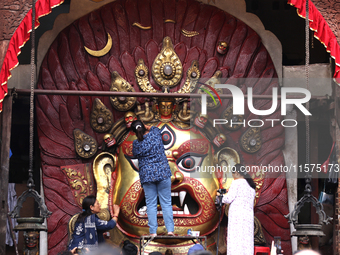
[136,186,200,217]
[107,140,116,147]
[117,178,218,236]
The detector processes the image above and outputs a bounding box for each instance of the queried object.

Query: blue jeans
[143,177,174,234]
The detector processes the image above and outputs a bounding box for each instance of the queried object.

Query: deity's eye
[160,125,176,150]
[176,153,207,172]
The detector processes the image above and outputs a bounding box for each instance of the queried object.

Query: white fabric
[6,183,18,246]
[222,179,255,255]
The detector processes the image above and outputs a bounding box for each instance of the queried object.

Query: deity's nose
[170,165,184,184]
[166,152,184,184]
[171,170,184,184]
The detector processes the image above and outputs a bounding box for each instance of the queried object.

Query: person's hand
[140,120,151,131]
[71,247,79,255]
[216,192,221,196]
[112,204,120,217]
[103,231,110,239]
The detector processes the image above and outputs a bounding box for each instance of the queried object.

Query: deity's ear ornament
[213,147,240,189]
[93,152,116,211]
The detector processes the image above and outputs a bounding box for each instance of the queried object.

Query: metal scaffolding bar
[11,89,329,100]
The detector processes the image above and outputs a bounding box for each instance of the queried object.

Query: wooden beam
[0,95,13,254]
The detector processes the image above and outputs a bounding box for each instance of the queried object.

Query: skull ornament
[103,133,116,148]
[217,41,228,55]
[124,111,137,128]
[194,114,208,128]
[213,133,227,147]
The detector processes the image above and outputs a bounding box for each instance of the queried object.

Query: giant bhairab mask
[36,1,291,254]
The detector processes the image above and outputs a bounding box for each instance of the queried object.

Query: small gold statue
[157,97,176,121]
[23,231,39,255]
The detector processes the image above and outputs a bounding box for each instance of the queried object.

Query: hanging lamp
[9,0,51,233]
[285,0,332,238]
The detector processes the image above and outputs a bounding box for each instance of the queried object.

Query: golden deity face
[159,101,174,117]
[110,122,221,237]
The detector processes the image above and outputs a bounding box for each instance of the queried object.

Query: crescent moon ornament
[84,33,112,57]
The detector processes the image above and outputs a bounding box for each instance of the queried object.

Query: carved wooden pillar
[0,94,13,254]
[334,84,340,255]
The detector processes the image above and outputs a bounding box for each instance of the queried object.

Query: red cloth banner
[0,0,64,112]
[289,0,340,84]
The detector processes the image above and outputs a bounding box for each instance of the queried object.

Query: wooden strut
[7,207,19,255]
[11,89,329,100]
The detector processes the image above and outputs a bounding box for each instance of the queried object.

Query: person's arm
[221,181,238,204]
[70,247,79,255]
[132,140,140,157]
[95,216,116,231]
[95,204,120,231]
[111,204,120,222]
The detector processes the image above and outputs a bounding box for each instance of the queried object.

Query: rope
[305,0,311,186]
[28,0,36,189]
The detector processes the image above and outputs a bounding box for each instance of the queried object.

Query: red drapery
[289,0,340,83]
[0,0,340,112]
[0,0,64,112]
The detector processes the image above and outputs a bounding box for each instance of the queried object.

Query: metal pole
[11,89,328,100]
